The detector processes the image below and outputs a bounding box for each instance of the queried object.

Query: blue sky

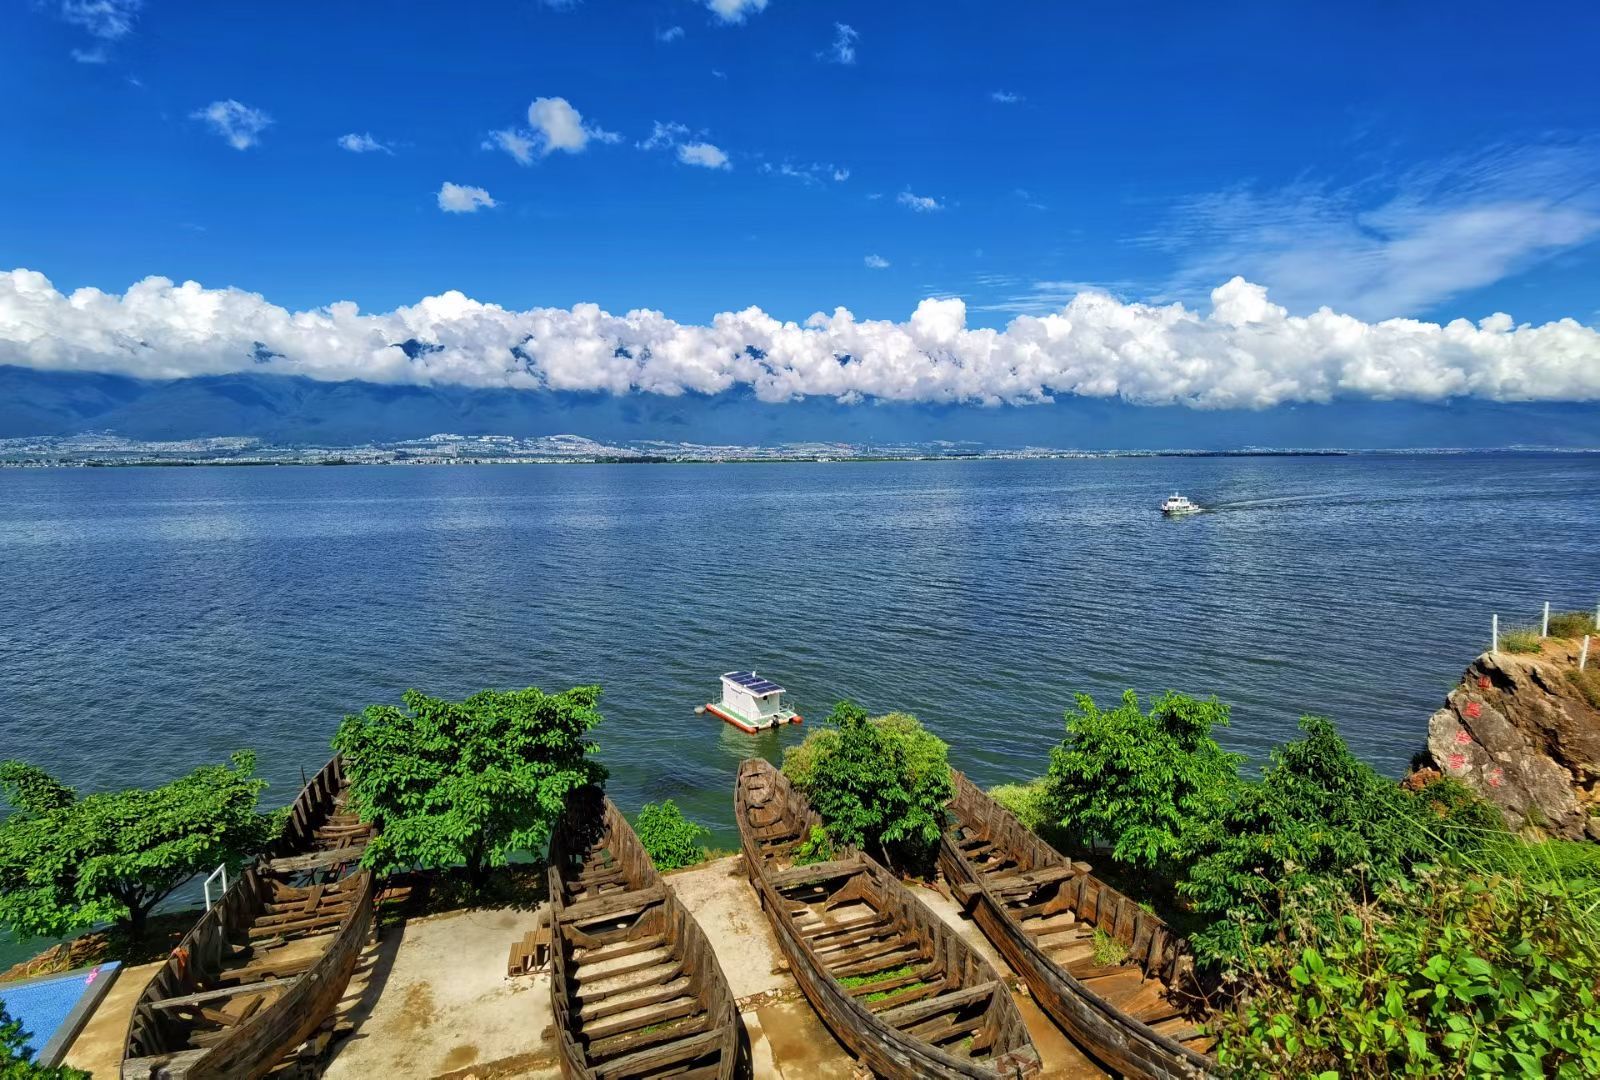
[3,0,1600,429]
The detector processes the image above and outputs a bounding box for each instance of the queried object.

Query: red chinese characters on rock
[1464,701,1483,720]
[1455,728,1474,745]
[1488,767,1505,788]
[1448,752,1467,772]
[1478,675,1493,690]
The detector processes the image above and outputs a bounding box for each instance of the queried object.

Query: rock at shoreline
[1427,639,1600,840]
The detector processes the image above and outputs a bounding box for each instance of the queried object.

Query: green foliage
[1214,866,1600,1078]
[333,686,607,881]
[836,963,924,1001]
[634,801,708,871]
[1043,690,1242,880]
[1547,611,1598,639]
[1500,626,1543,654]
[793,826,834,866]
[0,1001,90,1079]
[988,778,1072,852]
[0,753,272,940]
[1178,716,1434,965]
[1091,928,1128,967]
[781,703,954,871]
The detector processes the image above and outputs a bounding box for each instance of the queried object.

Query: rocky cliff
[1428,636,1600,840]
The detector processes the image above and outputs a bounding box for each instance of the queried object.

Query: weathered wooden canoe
[122,755,376,1080]
[735,758,1041,1079]
[546,786,739,1080]
[939,771,1216,1079]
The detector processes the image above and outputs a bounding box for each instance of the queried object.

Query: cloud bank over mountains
[2,268,1598,410]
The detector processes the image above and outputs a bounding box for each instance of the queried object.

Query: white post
[1542,601,1551,638]
[1492,614,1499,653]
[1582,636,1591,672]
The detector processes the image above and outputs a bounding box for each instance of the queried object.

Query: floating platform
[703,671,803,734]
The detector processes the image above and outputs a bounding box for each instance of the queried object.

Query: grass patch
[1499,626,1543,654]
[1548,611,1598,638]
[1091,927,1128,966]
[837,963,926,1002]
[1568,668,1600,710]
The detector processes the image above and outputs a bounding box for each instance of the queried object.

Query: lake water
[1,455,1596,939]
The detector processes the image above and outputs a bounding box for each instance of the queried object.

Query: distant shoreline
[4,447,1599,469]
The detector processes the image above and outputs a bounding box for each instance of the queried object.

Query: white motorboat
[1161,493,1201,516]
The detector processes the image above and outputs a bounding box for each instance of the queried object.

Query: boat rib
[122,755,376,1080]
[735,758,1041,1079]
[939,771,1217,1079]
[547,786,739,1080]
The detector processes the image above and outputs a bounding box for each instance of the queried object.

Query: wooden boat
[122,755,376,1080]
[939,771,1216,1079]
[735,758,1041,1079]
[546,786,739,1080]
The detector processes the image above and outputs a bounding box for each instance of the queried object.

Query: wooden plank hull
[547,787,739,1080]
[735,758,1041,1080]
[122,754,375,1080]
[939,772,1216,1080]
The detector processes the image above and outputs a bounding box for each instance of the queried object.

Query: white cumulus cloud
[678,142,730,169]
[991,90,1021,103]
[436,182,495,213]
[659,25,685,42]
[487,97,619,163]
[706,0,767,23]
[864,255,890,269]
[5,269,1600,410]
[337,132,391,154]
[898,190,942,212]
[192,100,272,150]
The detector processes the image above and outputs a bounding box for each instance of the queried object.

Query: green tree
[634,801,708,871]
[333,686,607,882]
[1178,715,1433,964]
[781,703,954,872]
[0,753,273,940]
[1044,690,1242,881]
[1,1001,90,1079]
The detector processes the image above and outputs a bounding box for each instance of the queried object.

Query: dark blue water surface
[1,456,1596,879]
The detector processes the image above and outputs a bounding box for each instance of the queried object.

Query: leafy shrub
[1091,928,1128,966]
[1044,690,1242,881]
[334,685,607,882]
[1214,866,1600,1078]
[1500,626,1543,654]
[987,778,1071,850]
[0,753,273,940]
[1,1001,89,1078]
[782,703,953,871]
[634,800,708,871]
[1178,716,1435,966]
[793,826,834,866]
[1547,610,1598,639]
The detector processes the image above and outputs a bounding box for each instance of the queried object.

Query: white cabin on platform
[707,671,802,732]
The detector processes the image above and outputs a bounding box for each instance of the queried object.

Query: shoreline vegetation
[4,666,1598,1075]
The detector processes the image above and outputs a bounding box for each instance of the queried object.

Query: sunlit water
[1,455,1596,961]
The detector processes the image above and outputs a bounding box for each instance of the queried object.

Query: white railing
[203,863,229,910]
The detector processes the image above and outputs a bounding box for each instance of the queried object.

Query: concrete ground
[63,856,1109,1078]
[61,960,161,1077]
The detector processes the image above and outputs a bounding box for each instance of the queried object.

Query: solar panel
[723,671,784,694]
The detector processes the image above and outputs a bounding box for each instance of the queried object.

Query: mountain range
[3,365,1598,450]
